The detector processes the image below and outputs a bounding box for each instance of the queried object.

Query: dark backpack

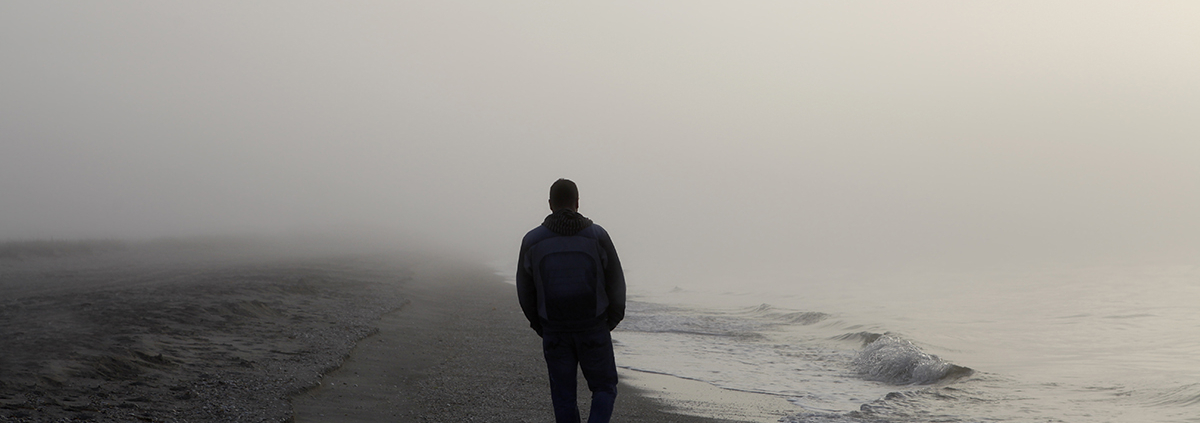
[527,232,610,325]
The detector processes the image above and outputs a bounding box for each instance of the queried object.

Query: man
[517,178,626,423]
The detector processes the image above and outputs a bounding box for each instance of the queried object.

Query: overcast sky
[3,1,1198,282]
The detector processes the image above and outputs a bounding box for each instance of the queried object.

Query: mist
[3,1,1198,287]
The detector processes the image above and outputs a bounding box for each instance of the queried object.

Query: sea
[607,263,1200,423]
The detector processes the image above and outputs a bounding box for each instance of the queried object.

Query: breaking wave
[852,335,973,385]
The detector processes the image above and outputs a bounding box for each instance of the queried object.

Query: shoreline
[292,258,761,423]
[619,371,791,423]
[0,244,781,422]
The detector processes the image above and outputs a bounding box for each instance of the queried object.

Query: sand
[0,241,763,422]
[291,259,761,423]
[0,242,412,422]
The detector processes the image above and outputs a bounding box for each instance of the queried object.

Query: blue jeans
[542,328,618,423]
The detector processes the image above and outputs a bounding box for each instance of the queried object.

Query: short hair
[549,178,579,210]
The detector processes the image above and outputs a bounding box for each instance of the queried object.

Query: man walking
[517,178,626,423]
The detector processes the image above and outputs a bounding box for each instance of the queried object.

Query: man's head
[549,178,579,211]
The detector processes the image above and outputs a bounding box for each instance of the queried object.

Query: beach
[11,240,1195,423]
[0,240,758,423]
[292,255,781,423]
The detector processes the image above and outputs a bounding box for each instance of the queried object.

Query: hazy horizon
[4,2,1198,285]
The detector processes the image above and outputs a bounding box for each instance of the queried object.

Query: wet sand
[292,257,756,423]
[0,241,754,422]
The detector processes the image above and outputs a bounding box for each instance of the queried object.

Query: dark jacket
[517,209,626,336]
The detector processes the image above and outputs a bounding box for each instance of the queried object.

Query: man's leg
[577,329,618,423]
[543,331,581,423]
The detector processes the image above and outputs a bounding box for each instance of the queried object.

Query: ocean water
[613,264,1200,423]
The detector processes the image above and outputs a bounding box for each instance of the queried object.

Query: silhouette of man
[517,178,626,423]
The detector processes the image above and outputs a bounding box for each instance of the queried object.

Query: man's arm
[599,230,626,331]
[515,239,543,337]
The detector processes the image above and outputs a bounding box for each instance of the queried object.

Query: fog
[3,2,1198,286]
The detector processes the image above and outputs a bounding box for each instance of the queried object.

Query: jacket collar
[542,208,594,236]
